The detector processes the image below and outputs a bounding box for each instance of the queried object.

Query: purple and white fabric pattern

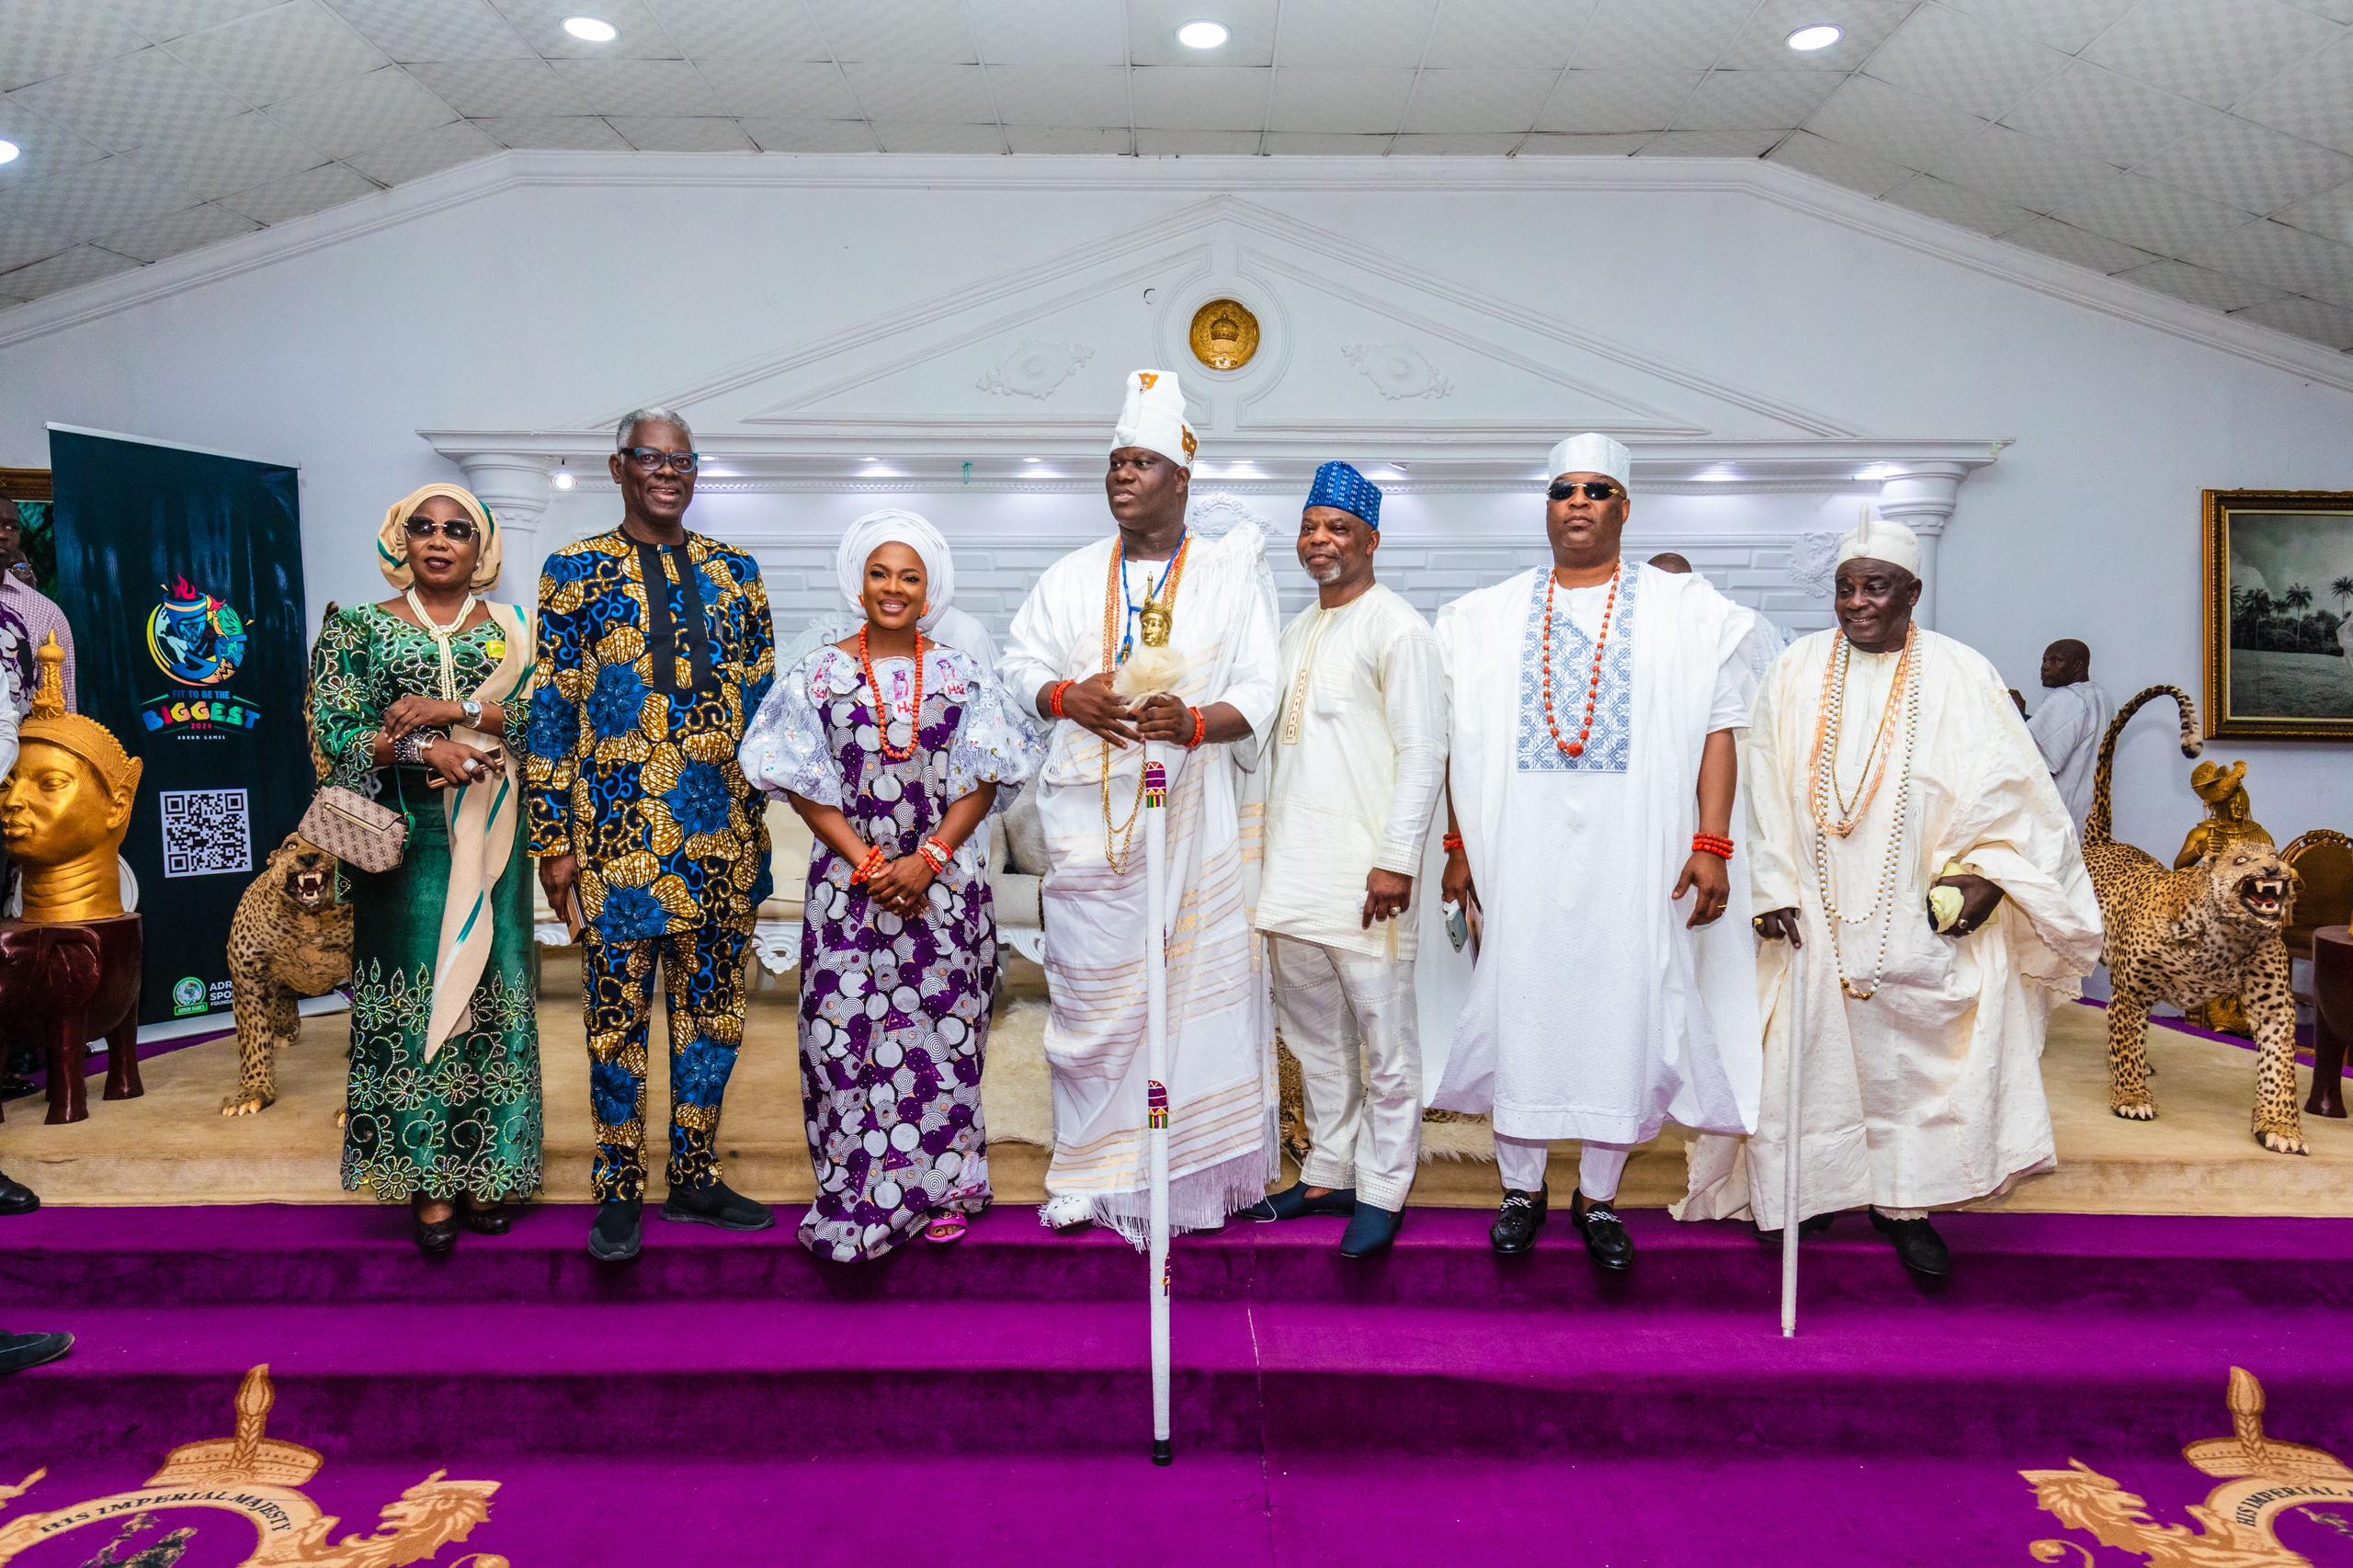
[742,642,1044,1261]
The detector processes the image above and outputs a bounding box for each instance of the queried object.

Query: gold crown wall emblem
[22,634,140,796]
[1188,298,1260,371]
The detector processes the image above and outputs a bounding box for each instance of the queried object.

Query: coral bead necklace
[1540,562,1621,759]
[857,623,926,764]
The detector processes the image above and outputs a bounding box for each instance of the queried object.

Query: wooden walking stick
[1143,752,1174,1464]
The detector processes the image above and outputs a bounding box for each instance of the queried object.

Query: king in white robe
[1678,629,2104,1229]
[1422,562,1763,1157]
[1000,522,1281,1243]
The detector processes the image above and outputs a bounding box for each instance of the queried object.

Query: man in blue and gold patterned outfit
[526,406,777,1263]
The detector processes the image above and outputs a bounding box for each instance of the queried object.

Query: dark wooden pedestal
[0,914,143,1125]
[2309,923,2352,1119]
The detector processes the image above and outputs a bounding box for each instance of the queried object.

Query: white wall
[2,154,2347,857]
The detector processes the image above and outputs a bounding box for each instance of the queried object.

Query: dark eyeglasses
[403,517,479,541]
[1547,481,1621,502]
[620,447,701,474]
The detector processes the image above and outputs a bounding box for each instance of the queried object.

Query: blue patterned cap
[1305,460,1382,528]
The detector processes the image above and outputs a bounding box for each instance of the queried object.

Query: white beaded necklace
[404,587,478,702]
[1810,637,1922,1001]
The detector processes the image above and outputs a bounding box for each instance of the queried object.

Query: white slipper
[1039,1191,1094,1232]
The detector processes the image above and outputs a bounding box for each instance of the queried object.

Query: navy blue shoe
[1245,1181,1358,1222]
[1337,1203,1403,1258]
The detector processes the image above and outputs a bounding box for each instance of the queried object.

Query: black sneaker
[0,1331,73,1375]
[662,1181,776,1233]
[1571,1189,1633,1272]
[588,1199,642,1262]
[1490,1187,1548,1255]
[1869,1209,1951,1278]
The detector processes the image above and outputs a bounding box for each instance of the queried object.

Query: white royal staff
[1780,940,1805,1337]
[1142,751,1174,1463]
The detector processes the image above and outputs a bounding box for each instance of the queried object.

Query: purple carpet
[5,1205,2352,1567]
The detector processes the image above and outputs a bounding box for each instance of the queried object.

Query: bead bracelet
[1186,706,1207,749]
[917,835,954,875]
[1692,834,1735,861]
[1442,832,1465,854]
[849,846,889,886]
[1050,680,1075,720]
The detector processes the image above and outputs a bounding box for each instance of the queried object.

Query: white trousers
[1494,1135,1631,1203]
[1269,935,1422,1212]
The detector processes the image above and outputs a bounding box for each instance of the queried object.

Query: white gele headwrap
[837,507,955,631]
[1833,507,1923,579]
[1546,432,1633,490]
[1112,369,1198,470]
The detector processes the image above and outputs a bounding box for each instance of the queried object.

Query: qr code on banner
[160,788,252,878]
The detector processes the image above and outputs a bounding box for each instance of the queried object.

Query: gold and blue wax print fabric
[525,528,776,940]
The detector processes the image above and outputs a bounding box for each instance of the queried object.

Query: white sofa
[533,794,1048,975]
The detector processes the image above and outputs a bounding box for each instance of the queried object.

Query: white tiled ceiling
[0,0,2345,355]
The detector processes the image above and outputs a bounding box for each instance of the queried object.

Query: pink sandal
[924,1211,970,1245]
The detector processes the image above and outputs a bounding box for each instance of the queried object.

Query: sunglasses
[1547,481,1621,502]
[403,517,479,541]
[620,447,701,474]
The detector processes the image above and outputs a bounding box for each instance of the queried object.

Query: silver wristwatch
[460,699,483,726]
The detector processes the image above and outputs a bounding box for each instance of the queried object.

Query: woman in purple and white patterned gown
[741,511,1042,1262]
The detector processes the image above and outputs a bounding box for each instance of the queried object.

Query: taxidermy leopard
[2083,685,2305,1155]
[222,835,353,1116]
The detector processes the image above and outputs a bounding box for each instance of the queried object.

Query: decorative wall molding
[975,338,1094,400]
[5,153,2346,393]
[1188,493,1273,543]
[1342,343,1454,402]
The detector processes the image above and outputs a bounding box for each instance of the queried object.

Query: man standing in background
[2026,639,2109,835]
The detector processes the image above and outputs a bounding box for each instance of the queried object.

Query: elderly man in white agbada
[1000,369,1281,1244]
[1678,517,2103,1278]
[1427,433,1761,1277]
[1247,461,1446,1258]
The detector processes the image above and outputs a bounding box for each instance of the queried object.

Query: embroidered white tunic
[999,524,1282,1244]
[1677,630,2104,1227]
[1256,584,1448,961]
[2027,679,2112,834]
[1419,563,1761,1145]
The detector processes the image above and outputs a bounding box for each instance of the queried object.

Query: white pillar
[1874,462,1966,631]
[456,453,556,597]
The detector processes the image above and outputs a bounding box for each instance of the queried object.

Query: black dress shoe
[1870,1210,1950,1278]
[1337,1203,1403,1258]
[0,1331,73,1376]
[589,1199,643,1262]
[1571,1189,1634,1272]
[662,1181,775,1233]
[411,1199,458,1256]
[1246,1181,1358,1223]
[460,1200,513,1236]
[0,1169,39,1217]
[1490,1187,1548,1255]
[1752,1210,1837,1245]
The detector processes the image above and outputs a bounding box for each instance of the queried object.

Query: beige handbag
[298,784,407,873]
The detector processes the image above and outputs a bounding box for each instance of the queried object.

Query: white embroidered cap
[1546,432,1632,490]
[1112,369,1198,470]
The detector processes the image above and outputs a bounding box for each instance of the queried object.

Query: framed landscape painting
[2206,489,2353,741]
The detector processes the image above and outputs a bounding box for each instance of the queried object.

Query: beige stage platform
[7,953,2349,1213]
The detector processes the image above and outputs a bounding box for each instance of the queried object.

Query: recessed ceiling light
[552,467,576,491]
[1176,20,1230,49]
[0,141,19,165]
[1785,23,1843,51]
[563,16,619,42]
[1024,456,1042,463]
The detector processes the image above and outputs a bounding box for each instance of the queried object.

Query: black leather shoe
[1490,1187,1547,1255]
[1571,1189,1634,1272]
[0,1331,72,1376]
[662,1181,775,1233]
[0,1169,39,1217]
[1752,1210,1837,1245]
[1337,1203,1403,1258]
[411,1199,458,1256]
[1870,1210,1951,1278]
[1245,1181,1358,1223]
[589,1199,643,1262]
[460,1199,513,1236]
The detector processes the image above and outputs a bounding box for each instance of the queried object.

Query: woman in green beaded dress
[308,483,542,1252]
